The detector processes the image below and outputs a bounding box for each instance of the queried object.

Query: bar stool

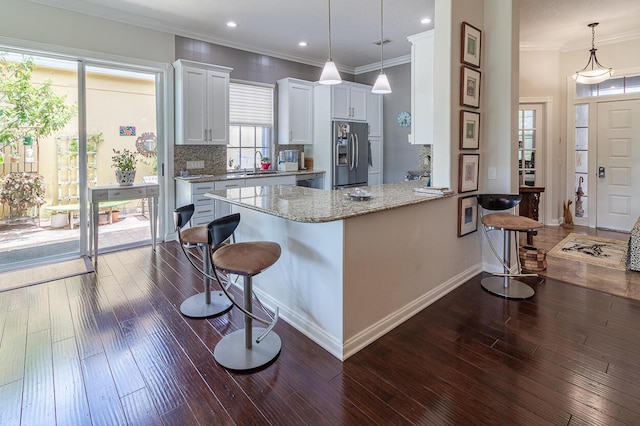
[477,194,543,300]
[174,205,233,318]
[208,219,282,371]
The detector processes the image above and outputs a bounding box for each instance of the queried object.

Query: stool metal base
[180,292,232,318]
[214,327,281,371]
[481,276,535,300]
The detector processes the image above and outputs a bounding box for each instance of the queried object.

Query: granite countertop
[205,181,454,223]
[174,169,324,183]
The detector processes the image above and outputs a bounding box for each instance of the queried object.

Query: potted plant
[260,156,271,170]
[112,148,138,185]
[0,172,46,217]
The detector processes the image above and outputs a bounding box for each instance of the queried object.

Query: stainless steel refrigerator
[332,121,369,189]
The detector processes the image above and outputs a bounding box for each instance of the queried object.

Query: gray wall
[356,64,421,183]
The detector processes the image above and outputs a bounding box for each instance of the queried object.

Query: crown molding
[521,29,640,53]
[354,54,411,75]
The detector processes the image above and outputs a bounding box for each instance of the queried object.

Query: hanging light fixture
[319,0,342,85]
[572,22,614,85]
[371,0,392,94]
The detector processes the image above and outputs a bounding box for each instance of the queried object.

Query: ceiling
[30,0,640,71]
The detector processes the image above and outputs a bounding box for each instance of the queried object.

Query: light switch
[487,167,496,180]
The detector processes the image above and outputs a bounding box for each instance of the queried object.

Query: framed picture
[460,110,480,149]
[458,195,478,237]
[461,66,481,108]
[461,22,482,68]
[458,153,479,193]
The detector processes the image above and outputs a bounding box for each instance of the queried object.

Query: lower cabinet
[368,137,383,186]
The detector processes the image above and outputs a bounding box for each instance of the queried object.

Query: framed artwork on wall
[458,195,478,237]
[460,66,481,108]
[458,153,480,193]
[460,110,480,149]
[461,22,482,68]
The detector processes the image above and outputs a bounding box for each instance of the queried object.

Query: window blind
[229,82,273,126]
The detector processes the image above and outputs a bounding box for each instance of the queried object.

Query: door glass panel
[85,65,158,253]
[517,106,542,187]
[0,52,80,272]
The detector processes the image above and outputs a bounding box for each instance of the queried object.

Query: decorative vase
[115,169,136,186]
[260,162,271,170]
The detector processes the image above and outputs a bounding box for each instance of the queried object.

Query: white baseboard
[250,262,484,361]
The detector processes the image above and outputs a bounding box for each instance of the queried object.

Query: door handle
[354,135,360,169]
[598,166,605,178]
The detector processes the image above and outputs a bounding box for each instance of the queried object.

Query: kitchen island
[206,182,482,360]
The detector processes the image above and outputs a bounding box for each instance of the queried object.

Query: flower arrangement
[0,172,46,214]
[111,148,138,171]
[260,156,271,170]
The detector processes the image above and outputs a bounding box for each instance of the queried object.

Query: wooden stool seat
[180,225,208,245]
[213,242,281,277]
[481,213,543,232]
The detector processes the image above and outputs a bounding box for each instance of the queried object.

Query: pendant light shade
[371,0,391,94]
[572,23,613,85]
[319,0,342,85]
[372,73,392,94]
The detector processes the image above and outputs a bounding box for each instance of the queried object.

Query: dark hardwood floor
[2,240,640,425]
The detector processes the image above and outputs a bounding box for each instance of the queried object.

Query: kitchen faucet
[254,150,263,173]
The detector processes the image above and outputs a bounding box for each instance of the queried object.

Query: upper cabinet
[331,82,367,121]
[174,59,233,145]
[367,92,383,138]
[277,78,314,145]
[407,30,434,145]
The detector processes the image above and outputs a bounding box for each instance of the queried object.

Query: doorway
[596,99,640,231]
[0,50,162,274]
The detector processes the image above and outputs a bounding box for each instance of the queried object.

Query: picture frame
[461,22,482,68]
[460,66,481,108]
[458,195,478,237]
[458,153,480,193]
[460,110,480,149]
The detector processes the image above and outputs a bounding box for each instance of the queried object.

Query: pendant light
[371,0,391,94]
[319,0,342,85]
[572,22,614,85]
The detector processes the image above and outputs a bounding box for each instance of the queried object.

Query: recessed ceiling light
[226,21,238,28]
[421,17,431,24]
[298,41,308,47]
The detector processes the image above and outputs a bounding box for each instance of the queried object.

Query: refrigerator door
[333,122,351,188]
[352,122,369,186]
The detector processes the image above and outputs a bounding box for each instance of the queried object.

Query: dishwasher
[295,173,324,189]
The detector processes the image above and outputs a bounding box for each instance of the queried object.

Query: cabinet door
[245,175,296,187]
[288,83,313,144]
[331,85,351,119]
[367,92,383,137]
[350,85,368,121]
[182,67,208,144]
[409,30,434,144]
[368,137,382,185]
[206,70,229,145]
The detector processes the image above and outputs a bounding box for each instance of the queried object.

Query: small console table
[519,186,545,245]
[88,183,159,264]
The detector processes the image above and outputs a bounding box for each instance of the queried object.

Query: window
[518,107,542,187]
[573,104,589,219]
[576,74,640,97]
[226,81,273,171]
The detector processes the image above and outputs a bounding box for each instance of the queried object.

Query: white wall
[1,0,175,63]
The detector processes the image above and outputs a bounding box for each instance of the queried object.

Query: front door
[596,99,640,231]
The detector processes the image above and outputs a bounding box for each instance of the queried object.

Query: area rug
[548,233,628,271]
[0,257,94,292]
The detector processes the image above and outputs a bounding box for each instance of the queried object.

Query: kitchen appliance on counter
[332,121,369,189]
[278,149,299,172]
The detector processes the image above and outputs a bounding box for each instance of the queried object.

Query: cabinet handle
[289,131,293,142]
[209,129,212,141]
[204,129,207,141]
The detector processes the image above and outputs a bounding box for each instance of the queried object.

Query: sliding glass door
[0,48,161,273]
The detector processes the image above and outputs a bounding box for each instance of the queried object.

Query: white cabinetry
[175,180,218,226]
[213,179,245,219]
[277,78,314,145]
[368,137,383,186]
[407,30,434,145]
[331,83,367,121]
[174,59,232,145]
[367,92,383,138]
[245,175,295,187]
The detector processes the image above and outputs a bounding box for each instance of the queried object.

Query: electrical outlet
[488,167,497,180]
[186,160,204,169]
